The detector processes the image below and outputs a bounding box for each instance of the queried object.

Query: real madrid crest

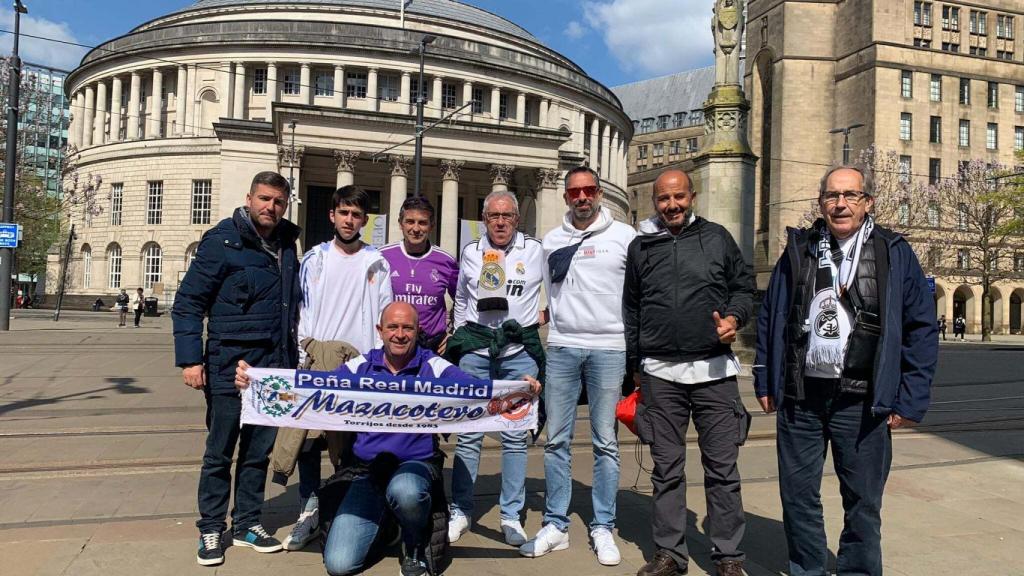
[480,250,505,291]
[515,261,526,275]
[814,295,841,339]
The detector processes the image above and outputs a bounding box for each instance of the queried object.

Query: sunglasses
[566,186,600,199]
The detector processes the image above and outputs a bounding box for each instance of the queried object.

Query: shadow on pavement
[0,376,150,416]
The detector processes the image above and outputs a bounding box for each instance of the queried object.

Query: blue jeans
[543,346,624,531]
[196,391,278,534]
[450,351,537,521]
[777,380,892,576]
[323,460,434,576]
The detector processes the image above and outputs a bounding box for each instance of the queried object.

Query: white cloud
[564,20,587,40]
[0,8,88,72]
[583,0,715,77]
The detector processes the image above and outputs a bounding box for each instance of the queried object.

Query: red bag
[616,390,641,435]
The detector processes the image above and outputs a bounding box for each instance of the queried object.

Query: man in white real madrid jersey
[444,190,545,547]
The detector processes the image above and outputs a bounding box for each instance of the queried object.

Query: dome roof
[178,0,540,44]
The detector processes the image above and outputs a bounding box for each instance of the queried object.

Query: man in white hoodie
[520,166,636,566]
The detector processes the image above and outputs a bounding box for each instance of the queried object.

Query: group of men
[173,161,936,576]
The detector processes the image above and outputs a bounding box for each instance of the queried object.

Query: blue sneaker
[197,532,224,566]
[232,524,282,553]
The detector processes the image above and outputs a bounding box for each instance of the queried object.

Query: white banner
[241,368,538,433]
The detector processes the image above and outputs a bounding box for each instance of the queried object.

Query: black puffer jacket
[623,216,756,371]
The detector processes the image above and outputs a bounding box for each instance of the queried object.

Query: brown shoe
[716,560,744,576]
[638,550,685,576]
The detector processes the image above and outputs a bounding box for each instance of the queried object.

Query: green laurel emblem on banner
[255,375,296,417]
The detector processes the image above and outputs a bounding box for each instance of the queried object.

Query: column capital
[333,149,360,173]
[536,168,560,189]
[401,70,411,78]
[335,63,346,70]
[234,61,246,67]
[390,154,411,177]
[278,145,305,167]
[439,159,465,182]
[489,164,514,186]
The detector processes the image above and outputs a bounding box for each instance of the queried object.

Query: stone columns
[535,168,562,238]
[334,149,360,188]
[462,81,473,120]
[490,164,514,192]
[127,72,141,140]
[219,62,233,121]
[516,92,526,126]
[387,155,410,243]
[431,75,443,117]
[93,80,107,145]
[175,66,187,135]
[265,62,278,121]
[299,63,311,105]
[539,98,549,128]
[367,68,379,112]
[400,71,411,113]
[110,77,123,142]
[439,159,464,255]
[71,92,84,148]
[82,85,95,147]
[589,117,600,168]
[575,109,586,151]
[334,65,346,108]
[185,65,197,134]
[491,86,501,122]
[602,124,612,181]
[233,63,247,119]
[148,68,163,138]
[279,144,305,200]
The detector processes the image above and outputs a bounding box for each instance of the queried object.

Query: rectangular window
[970,10,988,34]
[110,183,123,226]
[441,82,457,109]
[191,180,212,225]
[988,82,999,108]
[1015,252,1024,273]
[653,143,664,156]
[958,202,969,230]
[499,94,509,119]
[108,246,122,289]
[410,78,429,103]
[253,68,267,95]
[314,71,334,96]
[640,118,654,133]
[930,74,942,101]
[378,74,399,102]
[689,110,704,125]
[899,155,912,184]
[686,137,699,153]
[147,181,163,225]
[997,15,1015,39]
[959,78,970,105]
[957,248,970,269]
[942,6,959,31]
[941,41,960,52]
[898,200,910,225]
[637,145,648,160]
[669,140,680,155]
[915,1,932,26]
[987,123,998,149]
[928,202,940,226]
[997,50,1015,61]
[970,46,987,56]
[346,72,367,99]
[929,116,942,143]
[1016,86,1024,112]
[901,70,913,98]
[471,87,483,114]
[283,69,300,95]
[673,112,686,128]
[656,115,669,131]
[959,119,970,146]
[929,158,942,185]
[1015,126,1024,152]
[901,113,913,140]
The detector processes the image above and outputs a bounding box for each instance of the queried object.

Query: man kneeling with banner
[236,302,541,576]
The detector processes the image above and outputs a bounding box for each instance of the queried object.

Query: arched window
[107,243,122,289]
[81,244,92,288]
[142,243,162,289]
[185,242,199,272]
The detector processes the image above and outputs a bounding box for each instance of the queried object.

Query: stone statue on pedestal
[712,0,745,86]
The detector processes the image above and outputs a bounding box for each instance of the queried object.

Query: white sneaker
[283,508,319,551]
[500,519,528,546]
[590,527,621,566]
[519,524,569,557]
[448,509,471,543]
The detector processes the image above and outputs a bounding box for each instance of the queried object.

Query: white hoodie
[542,207,637,350]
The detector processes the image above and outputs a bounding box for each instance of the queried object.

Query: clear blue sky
[2,0,716,88]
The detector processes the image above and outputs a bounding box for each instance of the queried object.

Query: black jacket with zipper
[623,216,756,372]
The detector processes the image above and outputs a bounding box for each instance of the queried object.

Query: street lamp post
[412,34,436,198]
[286,120,297,220]
[829,123,865,164]
[0,0,28,331]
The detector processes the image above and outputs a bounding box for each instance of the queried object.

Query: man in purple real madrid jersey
[381,196,459,354]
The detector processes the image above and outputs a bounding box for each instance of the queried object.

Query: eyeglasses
[484,212,518,222]
[565,186,600,199]
[821,190,867,206]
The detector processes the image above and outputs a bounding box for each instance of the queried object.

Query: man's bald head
[380,301,419,327]
[653,169,695,196]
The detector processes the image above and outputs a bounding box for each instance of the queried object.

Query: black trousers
[133,308,143,327]
[639,372,748,569]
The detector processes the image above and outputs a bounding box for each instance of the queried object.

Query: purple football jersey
[381,243,459,338]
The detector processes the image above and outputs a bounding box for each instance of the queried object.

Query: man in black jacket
[623,169,755,576]
[172,171,301,567]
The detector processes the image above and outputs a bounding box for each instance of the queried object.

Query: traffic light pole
[0,2,27,331]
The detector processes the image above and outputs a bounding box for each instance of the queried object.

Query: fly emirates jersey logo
[394,282,441,307]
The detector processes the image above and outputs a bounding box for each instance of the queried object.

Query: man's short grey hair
[482,190,519,216]
[819,164,875,197]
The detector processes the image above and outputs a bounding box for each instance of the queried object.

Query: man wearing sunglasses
[624,168,755,576]
[754,164,936,575]
[518,166,635,565]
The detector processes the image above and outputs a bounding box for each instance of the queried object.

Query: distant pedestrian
[938,315,947,341]
[954,315,966,339]
[132,288,145,328]
[116,289,130,327]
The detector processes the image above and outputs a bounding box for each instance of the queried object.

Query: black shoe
[197,532,224,566]
[232,524,283,553]
[638,550,685,576]
[400,556,428,576]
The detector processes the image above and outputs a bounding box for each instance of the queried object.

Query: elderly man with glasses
[754,164,937,575]
[444,190,545,548]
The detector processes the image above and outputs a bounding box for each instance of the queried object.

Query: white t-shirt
[804,234,858,378]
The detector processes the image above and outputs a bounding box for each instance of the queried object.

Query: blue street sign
[926,276,936,294]
[0,223,19,249]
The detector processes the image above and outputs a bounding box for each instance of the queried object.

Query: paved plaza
[1,310,1022,575]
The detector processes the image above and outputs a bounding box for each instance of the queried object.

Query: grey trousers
[639,372,748,569]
